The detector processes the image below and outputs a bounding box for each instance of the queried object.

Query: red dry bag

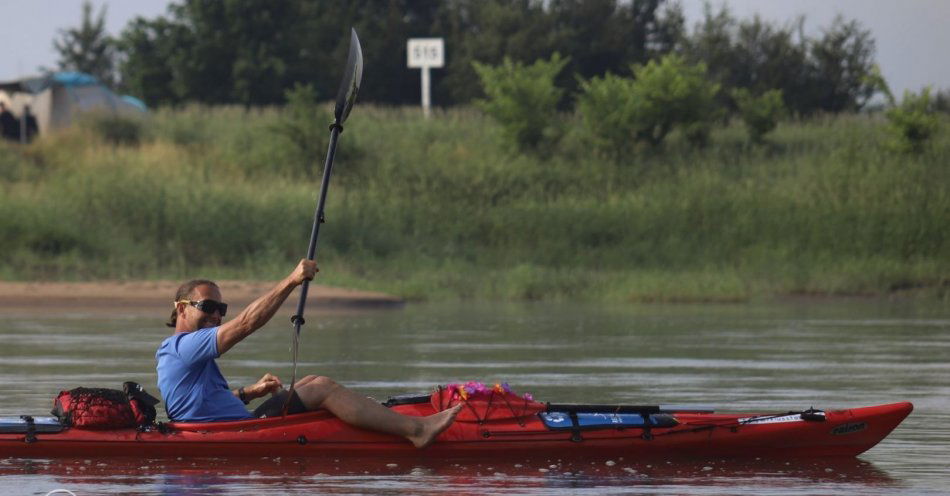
[51,382,160,430]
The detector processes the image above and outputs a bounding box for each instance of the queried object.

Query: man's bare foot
[408,404,463,448]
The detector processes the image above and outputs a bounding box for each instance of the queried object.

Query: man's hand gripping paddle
[283,29,363,415]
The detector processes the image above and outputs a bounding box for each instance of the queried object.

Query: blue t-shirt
[156,327,253,422]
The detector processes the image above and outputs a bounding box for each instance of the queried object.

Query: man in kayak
[156,259,461,448]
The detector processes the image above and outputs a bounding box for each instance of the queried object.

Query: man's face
[177,284,225,331]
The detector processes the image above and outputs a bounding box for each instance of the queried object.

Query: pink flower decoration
[442,381,533,402]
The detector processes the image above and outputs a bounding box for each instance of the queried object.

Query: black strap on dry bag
[124,381,161,425]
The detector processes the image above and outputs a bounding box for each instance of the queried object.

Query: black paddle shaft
[282,122,341,416]
[283,28,362,415]
[291,122,342,329]
[289,27,362,330]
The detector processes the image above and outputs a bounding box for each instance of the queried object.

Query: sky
[1,0,947,97]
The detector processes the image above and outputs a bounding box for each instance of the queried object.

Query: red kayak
[0,387,912,459]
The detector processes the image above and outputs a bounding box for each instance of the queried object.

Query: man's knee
[298,375,338,392]
[295,375,340,409]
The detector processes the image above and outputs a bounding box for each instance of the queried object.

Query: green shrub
[886,88,940,153]
[935,88,950,114]
[732,88,786,143]
[148,105,211,146]
[577,54,720,156]
[86,113,144,146]
[1,105,948,300]
[266,83,362,180]
[629,54,720,147]
[268,83,331,176]
[472,53,568,152]
[576,73,638,158]
[0,143,24,181]
[683,121,713,148]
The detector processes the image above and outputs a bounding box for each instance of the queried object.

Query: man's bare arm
[216,260,317,355]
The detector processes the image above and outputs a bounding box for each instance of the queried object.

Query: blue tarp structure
[51,71,100,87]
[0,72,147,136]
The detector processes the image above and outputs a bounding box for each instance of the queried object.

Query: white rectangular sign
[407,38,444,68]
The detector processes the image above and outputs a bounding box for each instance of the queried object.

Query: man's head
[167,279,227,331]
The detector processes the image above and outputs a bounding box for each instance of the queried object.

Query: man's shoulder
[166,327,218,339]
[158,327,219,354]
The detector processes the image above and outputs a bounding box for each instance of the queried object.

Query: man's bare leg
[293,375,462,448]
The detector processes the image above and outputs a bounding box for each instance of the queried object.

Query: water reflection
[0,456,900,496]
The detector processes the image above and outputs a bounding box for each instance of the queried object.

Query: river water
[0,300,947,495]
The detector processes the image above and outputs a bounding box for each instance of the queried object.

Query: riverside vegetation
[21,0,944,302]
[0,101,947,302]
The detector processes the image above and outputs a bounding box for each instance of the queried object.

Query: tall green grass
[0,106,947,302]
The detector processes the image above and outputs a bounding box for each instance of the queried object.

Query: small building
[0,71,146,139]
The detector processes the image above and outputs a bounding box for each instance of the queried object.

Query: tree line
[54,0,908,116]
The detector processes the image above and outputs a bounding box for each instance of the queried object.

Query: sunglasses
[175,299,228,317]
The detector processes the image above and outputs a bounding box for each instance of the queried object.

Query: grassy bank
[0,105,947,302]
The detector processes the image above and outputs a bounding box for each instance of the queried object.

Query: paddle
[283,28,363,414]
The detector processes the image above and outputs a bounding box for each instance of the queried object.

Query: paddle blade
[333,28,363,125]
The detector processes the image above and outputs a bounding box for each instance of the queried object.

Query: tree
[268,83,335,177]
[934,88,950,114]
[473,53,569,151]
[681,6,879,116]
[545,0,683,102]
[118,0,447,107]
[576,72,639,157]
[120,0,316,106]
[806,16,878,113]
[162,0,301,105]
[682,6,807,115]
[680,3,737,97]
[434,0,557,105]
[732,16,808,110]
[117,17,181,105]
[578,54,720,155]
[627,54,720,147]
[111,0,877,113]
[53,1,116,86]
[886,88,941,154]
[732,88,786,143]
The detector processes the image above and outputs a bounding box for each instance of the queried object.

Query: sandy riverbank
[0,280,404,314]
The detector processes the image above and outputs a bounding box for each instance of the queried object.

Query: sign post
[407,38,444,118]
